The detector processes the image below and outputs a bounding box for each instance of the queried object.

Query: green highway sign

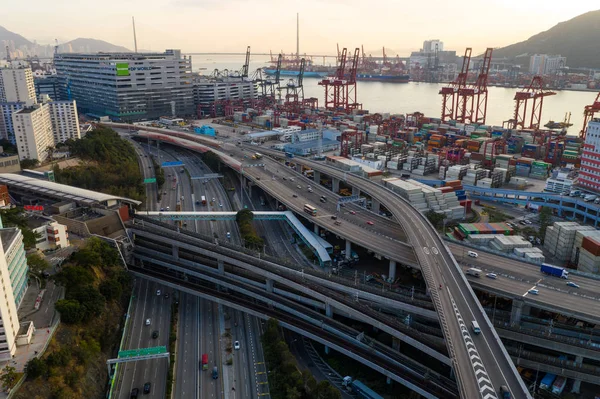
[118,346,167,359]
[144,178,157,184]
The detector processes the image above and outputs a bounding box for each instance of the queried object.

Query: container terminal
[191,47,600,215]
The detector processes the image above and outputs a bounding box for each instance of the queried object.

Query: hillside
[60,38,130,53]
[493,10,600,68]
[0,25,32,48]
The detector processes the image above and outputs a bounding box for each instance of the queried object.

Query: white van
[467,251,478,258]
[472,321,481,334]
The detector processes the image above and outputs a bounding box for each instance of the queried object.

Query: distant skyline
[2,1,598,55]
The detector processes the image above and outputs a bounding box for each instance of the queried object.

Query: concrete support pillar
[314,224,320,235]
[266,278,274,293]
[345,240,352,260]
[332,178,340,193]
[389,260,397,281]
[248,183,253,197]
[352,186,360,196]
[217,259,224,274]
[392,337,401,351]
[325,303,333,318]
[324,345,330,355]
[510,300,524,325]
[172,245,179,260]
[571,355,583,393]
[314,170,321,184]
[371,198,381,213]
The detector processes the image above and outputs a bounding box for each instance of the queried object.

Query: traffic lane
[397,202,521,398]
[284,159,529,396]
[467,274,600,322]
[448,242,600,296]
[200,299,221,398]
[251,165,405,239]
[255,174,417,265]
[230,146,405,232]
[252,159,407,240]
[119,279,153,398]
[174,294,199,399]
[435,250,526,398]
[232,309,254,399]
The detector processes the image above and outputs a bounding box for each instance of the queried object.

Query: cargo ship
[263,68,329,78]
[357,72,410,83]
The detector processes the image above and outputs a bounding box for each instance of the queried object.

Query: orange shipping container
[582,236,600,257]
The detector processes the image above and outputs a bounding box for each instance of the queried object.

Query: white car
[468,251,478,258]
[566,281,580,288]
[486,273,498,279]
[145,318,151,326]
[528,289,539,295]
[156,290,161,296]
[234,341,240,350]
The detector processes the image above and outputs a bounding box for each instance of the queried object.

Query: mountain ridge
[492,10,600,69]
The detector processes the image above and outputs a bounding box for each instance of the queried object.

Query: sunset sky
[2,1,598,55]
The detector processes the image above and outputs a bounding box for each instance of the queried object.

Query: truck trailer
[540,263,569,279]
[342,377,383,399]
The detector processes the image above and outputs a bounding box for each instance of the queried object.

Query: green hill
[493,10,600,69]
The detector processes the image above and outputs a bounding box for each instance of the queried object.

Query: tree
[25,357,47,380]
[55,299,85,324]
[425,210,446,229]
[0,365,18,391]
[538,206,552,239]
[20,159,39,169]
[26,253,50,275]
[99,279,123,301]
[22,228,42,250]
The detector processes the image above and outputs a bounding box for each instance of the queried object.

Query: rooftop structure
[0,173,141,207]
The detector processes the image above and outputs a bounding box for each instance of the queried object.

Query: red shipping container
[582,236,600,257]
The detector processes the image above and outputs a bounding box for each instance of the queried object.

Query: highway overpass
[115,124,530,399]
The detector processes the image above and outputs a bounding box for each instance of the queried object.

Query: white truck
[466,268,482,277]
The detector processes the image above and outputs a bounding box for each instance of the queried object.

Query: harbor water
[192,54,596,135]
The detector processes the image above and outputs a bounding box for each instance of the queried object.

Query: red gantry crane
[440,48,472,122]
[455,48,493,124]
[512,76,556,130]
[319,47,361,113]
[580,91,600,140]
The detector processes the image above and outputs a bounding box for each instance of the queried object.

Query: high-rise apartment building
[529,54,567,75]
[47,100,81,142]
[12,104,54,161]
[0,224,28,360]
[579,119,600,192]
[422,40,444,53]
[0,66,36,104]
[54,49,195,121]
[0,103,24,142]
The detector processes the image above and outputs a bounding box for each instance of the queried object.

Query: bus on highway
[201,196,207,205]
[253,152,263,160]
[304,204,317,216]
[285,152,294,159]
[201,354,208,370]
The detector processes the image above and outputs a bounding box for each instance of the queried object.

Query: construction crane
[512,76,556,130]
[580,92,600,140]
[439,48,472,122]
[319,47,361,113]
[240,46,251,78]
[257,54,282,101]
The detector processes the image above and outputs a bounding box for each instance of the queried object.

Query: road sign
[161,161,184,167]
[144,178,157,184]
[118,346,167,359]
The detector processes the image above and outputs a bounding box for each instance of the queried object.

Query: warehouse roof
[0,173,142,206]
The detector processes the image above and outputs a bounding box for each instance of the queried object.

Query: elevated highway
[116,125,529,398]
[251,148,530,399]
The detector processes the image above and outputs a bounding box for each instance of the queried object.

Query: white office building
[0,66,36,104]
[28,216,70,251]
[422,40,444,53]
